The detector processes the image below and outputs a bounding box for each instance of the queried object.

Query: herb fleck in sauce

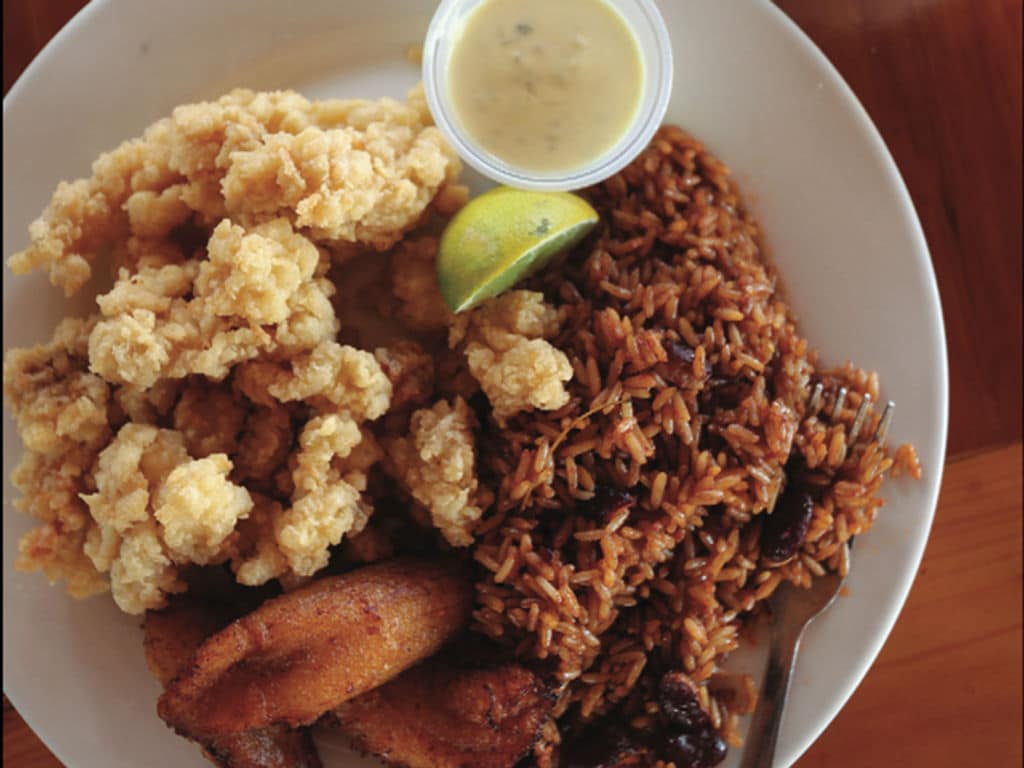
[448,0,643,173]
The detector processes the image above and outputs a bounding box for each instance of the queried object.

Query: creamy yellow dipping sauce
[447,0,643,174]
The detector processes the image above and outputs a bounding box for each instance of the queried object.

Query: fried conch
[157,558,472,741]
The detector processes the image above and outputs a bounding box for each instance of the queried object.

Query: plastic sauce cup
[423,0,673,192]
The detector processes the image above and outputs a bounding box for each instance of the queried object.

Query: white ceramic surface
[2,2,948,767]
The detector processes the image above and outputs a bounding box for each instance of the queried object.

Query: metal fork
[739,387,894,768]
[805,382,894,451]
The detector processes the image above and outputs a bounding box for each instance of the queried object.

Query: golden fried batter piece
[144,595,322,768]
[329,655,552,768]
[222,410,385,586]
[389,235,453,332]
[88,218,338,389]
[80,423,254,614]
[227,347,393,583]
[173,378,247,458]
[229,494,291,587]
[231,404,295,483]
[3,316,110,455]
[158,558,473,741]
[227,423,368,588]
[388,398,490,547]
[111,378,182,426]
[233,341,392,420]
[448,291,572,425]
[270,414,373,577]
[3,316,111,598]
[9,88,460,296]
[374,340,435,411]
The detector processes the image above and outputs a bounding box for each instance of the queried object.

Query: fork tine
[767,476,783,514]
[808,382,824,416]
[874,400,895,442]
[830,387,848,421]
[847,393,872,444]
[839,538,852,576]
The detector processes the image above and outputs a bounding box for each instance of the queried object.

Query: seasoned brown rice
[468,126,919,763]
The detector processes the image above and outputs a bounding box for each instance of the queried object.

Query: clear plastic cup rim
[422,0,674,192]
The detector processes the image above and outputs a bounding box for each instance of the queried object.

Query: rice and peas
[470,126,921,762]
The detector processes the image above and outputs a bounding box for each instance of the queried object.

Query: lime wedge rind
[437,187,599,313]
[443,216,596,313]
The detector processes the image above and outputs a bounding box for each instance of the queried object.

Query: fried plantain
[328,653,552,768]
[158,557,473,741]
[144,594,322,768]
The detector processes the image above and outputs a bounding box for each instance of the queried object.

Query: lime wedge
[437,186,599,313]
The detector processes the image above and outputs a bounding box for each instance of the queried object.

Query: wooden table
[3,1,1021,766]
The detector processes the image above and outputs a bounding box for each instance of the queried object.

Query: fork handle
[739,622,806,768]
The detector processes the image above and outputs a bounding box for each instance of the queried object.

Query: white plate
[2,1,948,766]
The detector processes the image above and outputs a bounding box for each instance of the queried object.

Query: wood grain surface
[777,0,1023,459]
[798,442,1023,767]
[3,1,1022,767]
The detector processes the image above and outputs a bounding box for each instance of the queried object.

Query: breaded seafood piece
[229,494,292,588]
[229,417,382,584]
[232,403,296,484]
[228,341,390,584]
[374,340,435,411]
[88,218,338,388]
[222,117,456,246]
[329,655,552,768]
[13,460,108,601]
[144,595,322,768]
[233,341,392,422]
[449,291,572,425]
[172,378,247,459]
[158,558,473,740]
[389,235,453,332]
[155,454,254,565]
[274,414,372,577]
[80,423,253,613]
[388,398,488,547]
[9,87,460,295]
[3,315,110,456]
[112,378,182,426]
[4,316,111,598]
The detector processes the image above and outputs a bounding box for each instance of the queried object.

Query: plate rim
[754,2,949,763]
